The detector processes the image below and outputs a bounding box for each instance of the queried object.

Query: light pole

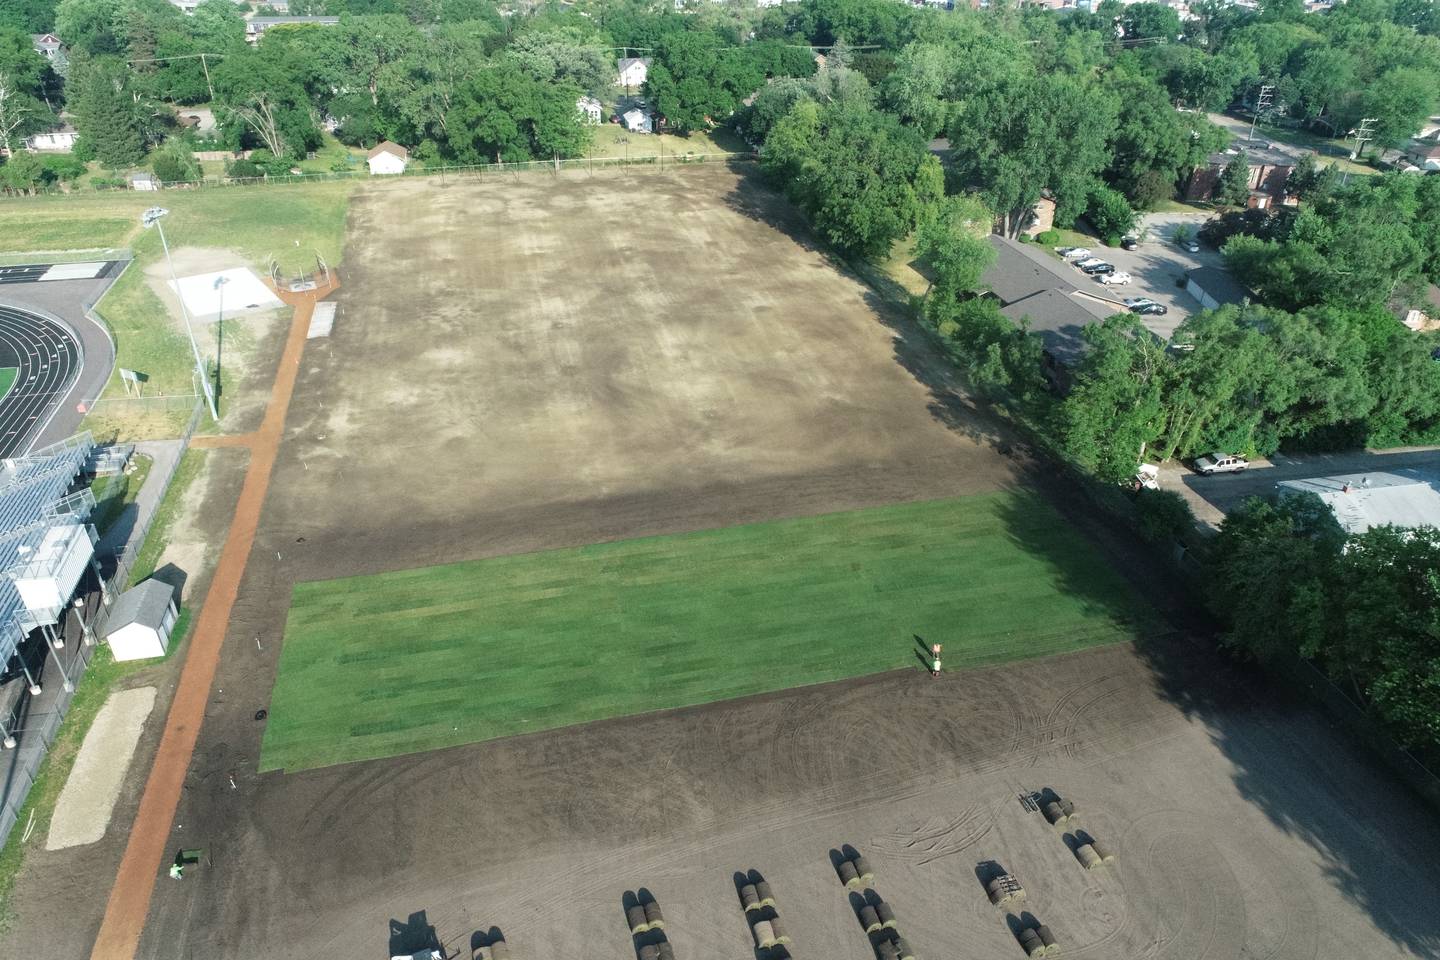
[213,274,228,411]
[142,207,219,422]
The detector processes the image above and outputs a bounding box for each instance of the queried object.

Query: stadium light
[141,207,219,421]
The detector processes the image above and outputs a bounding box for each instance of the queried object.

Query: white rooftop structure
[1277,469,1440,535]
[0,434,96,664]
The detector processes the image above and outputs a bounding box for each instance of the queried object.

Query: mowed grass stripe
[260,492,1156,772]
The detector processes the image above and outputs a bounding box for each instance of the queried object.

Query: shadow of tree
[721,169,1440,956]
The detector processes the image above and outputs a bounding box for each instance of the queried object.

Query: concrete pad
[40,262,107,281]
[307,302,336,339]
[168,268,280,323]
[45,686,157,851]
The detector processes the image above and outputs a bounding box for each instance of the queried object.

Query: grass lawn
[0,181,353,438]
[585,123,750,160]
[0,367,15,399]
[261,491,1156,772]
[128,449,205,585]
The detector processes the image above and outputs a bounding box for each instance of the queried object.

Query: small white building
[367,141,409,175]
[577,95,603,125]
[622,108,653,134]
[103,579,177,662]
[129,171,159,191]
[24,124,78,153]
[616,57,651,89]
[30,33,65,62]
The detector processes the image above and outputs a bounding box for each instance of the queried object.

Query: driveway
[1058,212,1229,340]
[1157,446,1440,528]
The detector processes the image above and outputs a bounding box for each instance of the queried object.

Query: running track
[0,304,79,458]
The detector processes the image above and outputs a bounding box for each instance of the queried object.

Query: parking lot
[1060,211,1228,340]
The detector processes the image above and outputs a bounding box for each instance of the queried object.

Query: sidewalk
[96,440,184,564]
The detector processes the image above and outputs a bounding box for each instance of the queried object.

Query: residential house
[1395,284,1440,331]
[23,123,78,153]
[29,33,65,64]
[1406,141,1440,173]
[367,141,410,175]
[616,57,651,89]
[576,96,604,125]
[622,108,653,134]
[245,16,341,43]
[1184,140,1295,205]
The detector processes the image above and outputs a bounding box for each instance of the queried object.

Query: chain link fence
[0,397,204,848]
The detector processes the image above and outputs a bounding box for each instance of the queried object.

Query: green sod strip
[0,368,16,400]
[260,491,1157,772]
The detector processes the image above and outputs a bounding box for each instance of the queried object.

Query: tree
[377,25,490,146]
[925,295,1047,401]
[446,64,589,163]
[1102,69,1229,206]
[151,137,200,182]
[763,98,941,259]
[879,42,950,138]
[948,71,1118,237]
[1360,65,1440,148]
[1119,2,1182,40]
[1208,491,1345,662]
[70,56,147,167]
[0,0,55,32]
[1085,184,1137,240]
[914,195,995,297]
[1057,314,1170,482]
[0,148,45,193]
[507,27,612,97]
[1217,152,1251,206]
[0,29,53,155]
[55,0,123,55]
[211,48,319,160]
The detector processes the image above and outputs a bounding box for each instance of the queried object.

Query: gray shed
[104,579,177,662]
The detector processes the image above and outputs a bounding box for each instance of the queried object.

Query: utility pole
[200,52,214,102]
[142,207,220,422]
[1247,84,1274,142]
[1343,117,1378,185]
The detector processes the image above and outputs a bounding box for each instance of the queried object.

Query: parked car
[1134,463,1160,490]
[1193,452,1249,475]
[1097,271,1132,285]
[1081,262,1115,275]
[1058,247,1093,261]
[1074,256,1106,269]
[1121,234,1139,250]
[1133,302,1168,315]
[1175,234,1200,253]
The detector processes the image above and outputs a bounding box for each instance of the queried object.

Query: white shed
[103,580,177,662]
[367,141,410,175]
[622,108,653,134]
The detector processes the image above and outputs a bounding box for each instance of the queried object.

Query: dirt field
[24,166,1440,959]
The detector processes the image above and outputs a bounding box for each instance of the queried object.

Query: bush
[1033,229,1061,246]
[41,155,87,182]
[71,137,96,164]
[225,158,264,180]
[1134,487,1195,544]
[1017,232,1031,243]
[90,176,126,190]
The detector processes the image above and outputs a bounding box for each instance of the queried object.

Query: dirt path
[87,277,338,960]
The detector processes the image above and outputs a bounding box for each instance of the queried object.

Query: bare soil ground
[24,166,1440,959]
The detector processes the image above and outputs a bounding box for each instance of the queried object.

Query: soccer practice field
[260,492,1156,772]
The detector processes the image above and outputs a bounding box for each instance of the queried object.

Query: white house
[29,33,64,62]
[103,580,178,662]
[622,108,653,134]
[577,95,603,125]
[245,16,340,44]
[24,124,78,152]
[616,57,651,89]
[367,141,410,175]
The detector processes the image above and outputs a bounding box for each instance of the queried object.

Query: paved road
[0,305,80,458]
[1161,447,1440,527]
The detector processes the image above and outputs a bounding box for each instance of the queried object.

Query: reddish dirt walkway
[88,278,338,960]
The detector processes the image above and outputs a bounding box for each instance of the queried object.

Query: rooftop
[981,236,1125,363]
[1277,469,1440,535]
[1208,139,1298,168]
[1186,265,1251,306]
[104,579,175,634]
[367,140,409,160]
